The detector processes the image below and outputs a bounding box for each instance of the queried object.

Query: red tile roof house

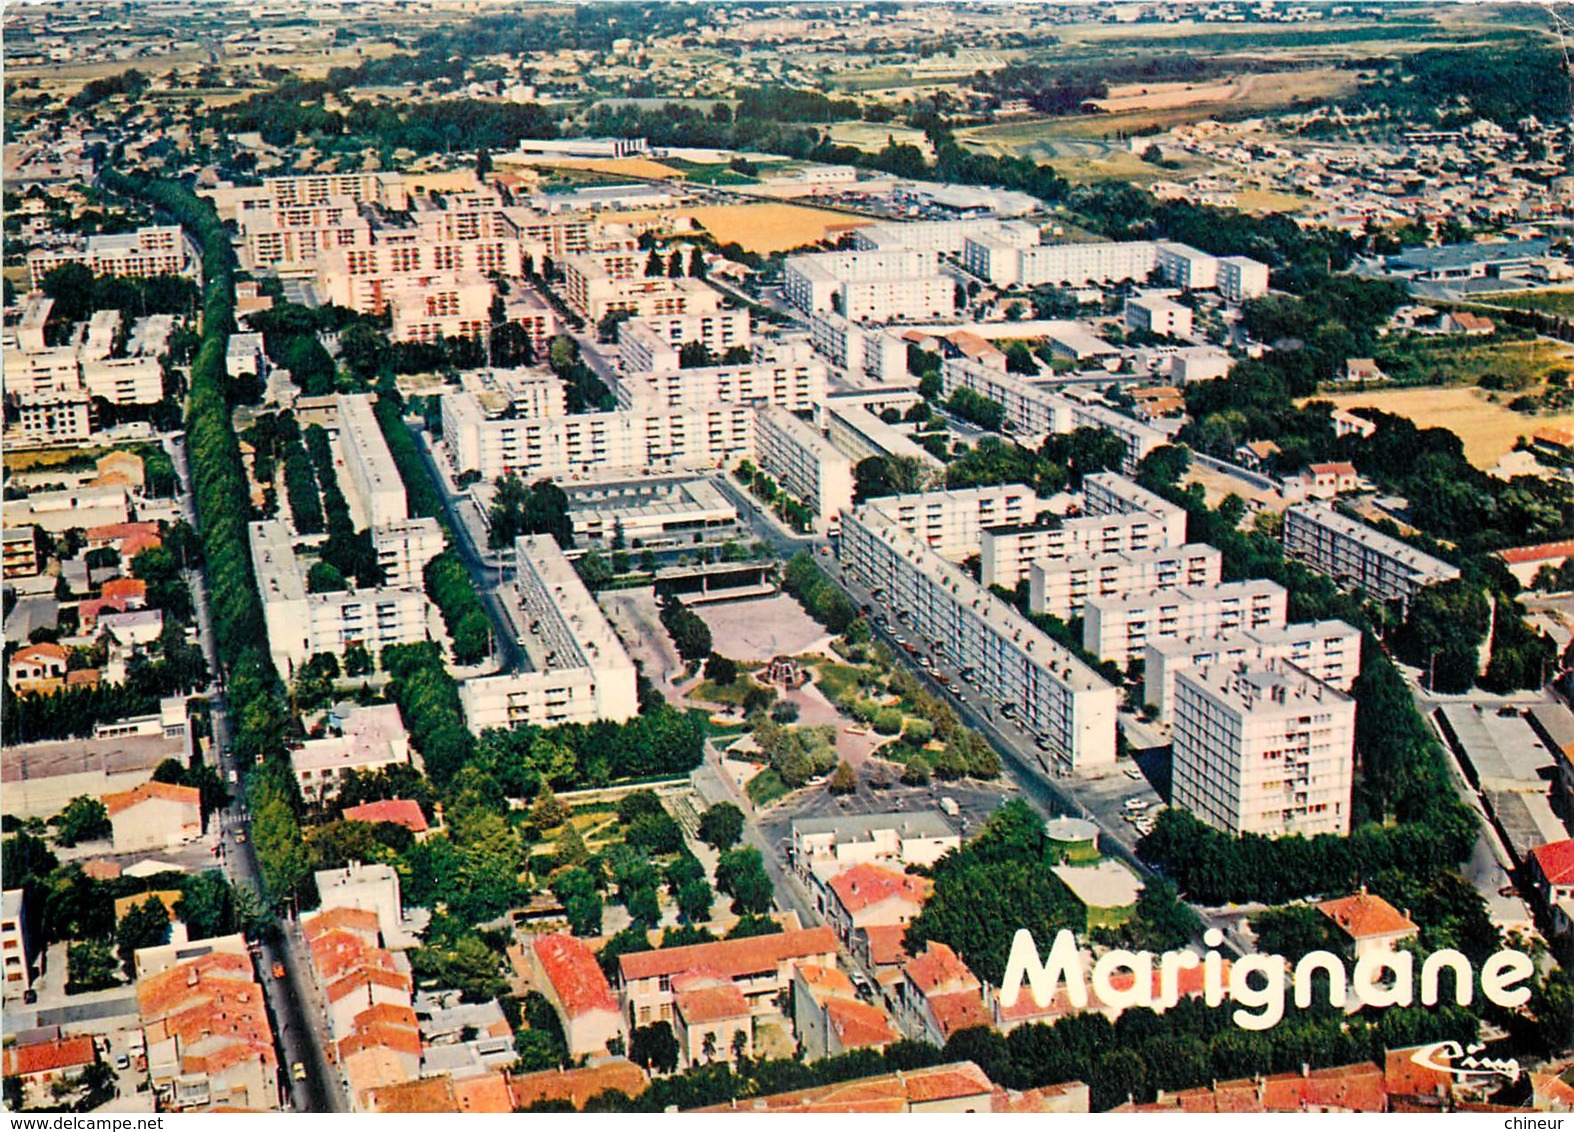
[617,926,837,1036]
[102,781,202,852]
[1529,840,1574,936]
[7,642,68,693]
[1316,891,1419,959]
[341,799,431,839]
[2,1035,99,1107]
[893,941,989,1046]
[694,1059,999,1113]
[138,952,279,1111]
[791,962,897,1062]
[820,862,931,946]
[530,933,625,1060]
[671,971,753,1068]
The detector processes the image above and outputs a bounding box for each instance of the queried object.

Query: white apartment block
[617,309,752,374]
[855,219,1037,255]
[315,241,524,310]
[825,404,945,479]
[372,517,446,589]
[1083,579,1289,666]
[962,237,1158,289]
[80,356,163,405]
[1145,620,1362,721]
[1283,503,1460,605]
[456,367,566,421]
[27,226,189,290]
[13,394,95,444]
[1030,543,1222,619]
[239,198,373,274]
[459,535,637,731]
[783,249,955,323]
[981,510,1186,590]
[1171,660,1355,839]
[386,273,494,344]
[4,349,81,398]
[754,407,855,535]
[864,483,1037,561]
[808,310,908,380]
[1125,293,1193,338]
[336,394,409,528]
[1156,242,1219,290]
[1083,471,1189,537]
[249,520,429,675]
[441,391,755,482]
[841,500,1118,770]
[616,341,827,414]
[499,209,596,259]
[562,252,724,323]
[1218,256,1271,303]
[940,359,1166,473]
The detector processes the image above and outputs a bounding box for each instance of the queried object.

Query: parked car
[293,1062,307,1082]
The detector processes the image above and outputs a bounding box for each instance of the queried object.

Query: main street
[175,437,344,1113]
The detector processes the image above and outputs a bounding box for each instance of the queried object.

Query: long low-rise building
[458,535,638,732]
[841,498,1118,770]
[783,249,955,323]
[980,473,1188,589]
[249,520,430,676]
[1283,503,1460,605]
[1144,620,1363,721]
[1171,659,1355,839]
[441,393,755,482]
[807,311,908,381]
[336,393,409,529]
[754,407,855,535]
[566,479,736,547]
[1030,543,1221,619]
[940,358,1166,473]
[1083,579,1288,666]
[27,225,189,290]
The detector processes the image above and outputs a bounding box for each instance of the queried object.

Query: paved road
[692,754,820,930]
[179,451,343,1113]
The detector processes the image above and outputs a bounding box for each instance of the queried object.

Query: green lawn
[811,660,876,703]
[746,769,790,808]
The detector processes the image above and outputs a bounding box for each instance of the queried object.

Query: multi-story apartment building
[441,393,755,482]
[335,394,409,529]
[978,472,1187,589]
[499,208,597,259]
[239,198,374,274]
[1218,256,1271,303]
[1030,543,1222,619]
[2,527,43,580]
[562,252,723,322]
[754,407,855,535]
[807,310,908,380]
[1171,660,1355,838]
[962,236,1158,289]
[80,356,163,404]
[2,890,34,1002]
[27,225,189,290]
[617,309,752,374]
[861,484,1037,560]
[458,535,638,732]
[841,498,1118,770]
[616,342,827,415]
[4,349,82,398]
[1083,579,1288,665]
[782,249,955,323]
[1144,620,1362,721]
[372,517,447,589]
[13,393,95,444]
[939,358,1166,472]
[385,274,494,344]
[249,520,429,675]
[855,218,1035,255]
[1156,242,1219,290]
[824,404,945,480]
[1283,503,1460,605]
[1125,292,1193,338]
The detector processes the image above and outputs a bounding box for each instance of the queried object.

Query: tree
[715,847,773,915]
[54,795,110,847]
[630,1022,680,1074]
[531,784,569,830]
[697,803,744,852]
[66,939,118,993]
[688,247,706,278]
[829,761,857,795]
[704,654,738,686]
[576,551,614,590]
[344,643,374,676]
[553,867,603,936]
[306,560,347,593]
[645,248,665,277]
[1252,904,1337,963]
[676,878,714,924]
[116,896,172,977]
[667,251,684,278]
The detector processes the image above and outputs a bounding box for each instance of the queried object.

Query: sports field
[604,202,869,254]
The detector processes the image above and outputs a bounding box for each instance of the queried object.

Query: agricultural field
[1311,386,1574,469]
[1475,290,1574,318]
[527,155,687,180]
[825,121,935,156]
[605,202,871,254]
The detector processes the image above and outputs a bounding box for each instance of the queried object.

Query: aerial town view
[9,0,1574,1120]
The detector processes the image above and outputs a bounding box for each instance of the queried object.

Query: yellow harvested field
[1089,81,1242,113]
[1310,387,1574,469]
[602,203,870,254]
[529,156,686,179]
